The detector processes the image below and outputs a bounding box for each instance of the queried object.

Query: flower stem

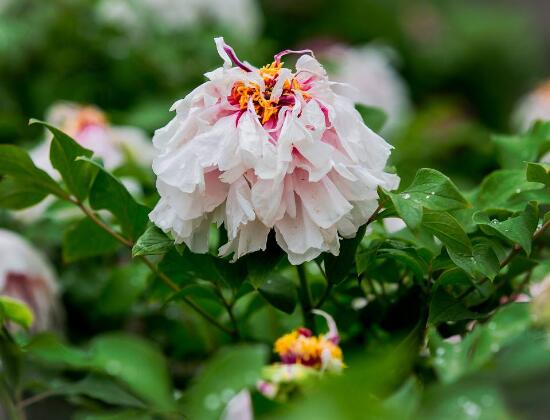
[68,197,235,337]
[296,264,314,331]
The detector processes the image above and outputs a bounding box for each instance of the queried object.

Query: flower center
[229,62,311,125]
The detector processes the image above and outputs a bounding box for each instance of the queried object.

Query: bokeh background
[1,0,549,186]
[1,1,550,417]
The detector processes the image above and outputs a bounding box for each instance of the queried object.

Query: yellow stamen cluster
[274,330,343,368]
[230,61,310,125]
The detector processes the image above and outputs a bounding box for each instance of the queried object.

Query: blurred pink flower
[0,229,62,332]
[150,38,399,264]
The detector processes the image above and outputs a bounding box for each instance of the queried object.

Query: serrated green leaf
[132,225,173,257]
[526,162,550,188]
[474,169,542,210]
[386,169,468,229]
[473,202,539,254]
[79,157,148,241]
[30,119,97,201]
[0,296,33,329]
[63,218,120,262]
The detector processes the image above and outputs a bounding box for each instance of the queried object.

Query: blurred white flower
[31,102,154,176]
[15,102,154,223]
[321,44,411,136]
[97,0,262,38]
[0,229,62,332]
[150,38,399,264]
[513,80,550,133]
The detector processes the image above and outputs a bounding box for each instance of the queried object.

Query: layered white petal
[150,39,399,264]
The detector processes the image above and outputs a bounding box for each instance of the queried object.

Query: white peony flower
[320,44,411,136]
[150,38,399,264]
[0,229,62,332]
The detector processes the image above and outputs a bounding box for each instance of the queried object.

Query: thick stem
[296,264,315,331]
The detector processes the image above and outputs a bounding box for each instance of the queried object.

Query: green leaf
[89,334,175,412]
[257,274,297,314]
[97,263,150,317]
[385,168,469,229]
[493,121,550,169]
[422,209,472,259]
[0,145,67,198]
[429,303,532,383]
[324,224,366,285]
[132,226,173,257]
[526,162,550,188]
[474,202,539,254]
[0,296,33,329]
[80,157,148,241]
[63,218,120,262]
[0,176,48,209]
[159,248,246,291]
[184,344,268,420]
[31,119,98,201]
[355,105,388,133]
[52,375,145,408]
[428,286,484,325]
[474,169,542,210]
[27,333,175,412]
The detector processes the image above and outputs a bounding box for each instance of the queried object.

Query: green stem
[296,264,314,331]
[68,197,235,337]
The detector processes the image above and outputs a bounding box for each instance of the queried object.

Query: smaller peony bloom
[258,310,343,400]
[319,44,411,136]
[513,80,550,134]
[150,38,399,264]
[0,229,62,333]
[31,102,154,175]
[16,102,154,223]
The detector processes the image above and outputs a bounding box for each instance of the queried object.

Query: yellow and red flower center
[274,328,343,369]
[229,62,311,125]
[63,107,107,138]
